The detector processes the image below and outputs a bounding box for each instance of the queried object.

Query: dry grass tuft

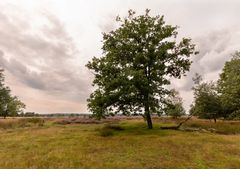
[0,118,44,129]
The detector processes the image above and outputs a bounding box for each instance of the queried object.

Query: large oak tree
[86,10,197,129]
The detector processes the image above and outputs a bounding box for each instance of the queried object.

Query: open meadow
[0,117,240,169]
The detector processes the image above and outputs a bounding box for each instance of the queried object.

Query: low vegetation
[98,124,124,137]
[182,119,240,134]
[0,117,240,169]
[0,118,44,129]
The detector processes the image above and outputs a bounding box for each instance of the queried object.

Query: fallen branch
[160,115,193,130]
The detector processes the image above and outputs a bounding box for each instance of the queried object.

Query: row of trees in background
[0,69,25,118]
[190,52,240,121]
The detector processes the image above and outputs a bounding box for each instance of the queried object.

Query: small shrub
[23,118,44,124]
[103,124,124,131]
[98,124,124,137]
[99,128,114,137]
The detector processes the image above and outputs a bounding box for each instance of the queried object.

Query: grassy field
[0,118,240,169]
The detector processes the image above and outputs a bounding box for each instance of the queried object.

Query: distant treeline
[17,112,91,118]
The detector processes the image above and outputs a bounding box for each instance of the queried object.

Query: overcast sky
[0,0,240,113]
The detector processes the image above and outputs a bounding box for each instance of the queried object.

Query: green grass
[0,118,240,169]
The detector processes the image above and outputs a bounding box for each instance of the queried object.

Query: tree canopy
[190,74,221,122]
[217,51,240,119]
[0,69,25,118]
[165,89,185,118]
[86,9,197,128]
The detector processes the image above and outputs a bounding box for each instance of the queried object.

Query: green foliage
[0,69,25,118]
[218,51,240,119]
[191,74,221,121]
[227,110,240,120]
[165,89,185,118]
[191,52,240,120]
[6,96,25,117]
[86,9,197,128]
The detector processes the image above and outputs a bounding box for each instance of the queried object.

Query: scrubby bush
[104,124,124,131]
[99,128,114,137]
[98,124,124,137]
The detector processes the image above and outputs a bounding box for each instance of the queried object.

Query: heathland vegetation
[0,117,240,169]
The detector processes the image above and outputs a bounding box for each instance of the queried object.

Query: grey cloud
[170,28,240,112]
[171,28,240,92]
[194,29,235,73]
[195,30,231,61]
[98,13,118,33]
[0,10,92,102]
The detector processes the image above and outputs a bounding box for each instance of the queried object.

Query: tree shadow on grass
[97,121,178,137]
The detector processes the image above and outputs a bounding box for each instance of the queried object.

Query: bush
[226,110,240,120]
[103,124,124,131]
[20,118,45,126]
[98,124,124,137]
[99,128,114,137]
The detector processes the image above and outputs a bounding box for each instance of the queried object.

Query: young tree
[218,51,240,119]
[191,74,221,122]
[86,9,197,129]
[165,90,185,118]
[6,96,26,117]
[0,69,25,118]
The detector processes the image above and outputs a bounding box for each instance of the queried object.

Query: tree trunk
[144,104,153,129]
[214,118,216,123]
[144,65,153,129]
